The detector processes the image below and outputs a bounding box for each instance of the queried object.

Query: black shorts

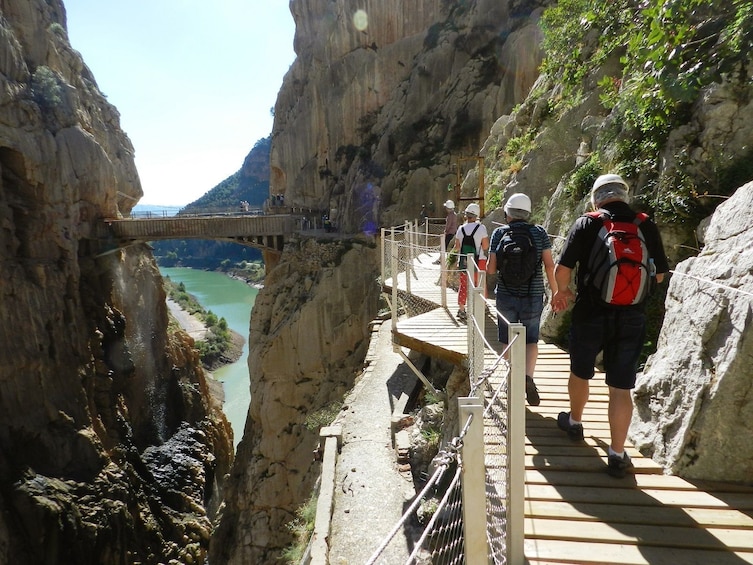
[568,301,646,389]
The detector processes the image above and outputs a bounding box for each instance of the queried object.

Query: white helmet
[591,174,629,208]
[504,193,532,214]
[464,203,480,216]
[443,199,455,210]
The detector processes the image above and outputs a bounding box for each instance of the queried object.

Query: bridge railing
[368,229,527,564]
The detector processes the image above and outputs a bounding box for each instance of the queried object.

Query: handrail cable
[363,421,470,565]
[406,465,464,563]
[669,269,753,299]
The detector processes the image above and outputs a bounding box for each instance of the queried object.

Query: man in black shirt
[552,174,669,478]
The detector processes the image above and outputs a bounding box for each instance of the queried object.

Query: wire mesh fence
[370,230,526,564]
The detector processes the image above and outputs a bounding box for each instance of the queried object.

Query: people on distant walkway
[486,193,556,406]
[551,174,669,478]
[453,203,489,323]
[434,199,458,264]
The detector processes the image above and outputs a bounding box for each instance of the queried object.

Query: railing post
[507,323,526,565]
[468,260,485,381]
[458,397,488,563]
[440,235,447,308]
[405,222,412,295]
[391,235,399,333]
[381,227,387,290]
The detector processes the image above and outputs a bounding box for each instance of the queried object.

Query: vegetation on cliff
[541,0,753,221]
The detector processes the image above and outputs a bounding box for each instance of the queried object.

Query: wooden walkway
[384,251,753,564]
[525,344,753,564]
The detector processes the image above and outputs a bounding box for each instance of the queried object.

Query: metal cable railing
[371,227,527,564]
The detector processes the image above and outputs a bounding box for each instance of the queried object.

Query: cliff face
[213,1,551,563]
[272,0,549,231]
[211,236,379,564]
[0,1,232,563]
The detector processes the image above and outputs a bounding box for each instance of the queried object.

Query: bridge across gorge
[94,209,320,255]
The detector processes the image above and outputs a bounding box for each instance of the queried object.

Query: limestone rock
[272,0,548,232]
[0,1,232,562]
[210,236,380,564]
[632,182,753,482]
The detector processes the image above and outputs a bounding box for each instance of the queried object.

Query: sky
[64,1,297,206]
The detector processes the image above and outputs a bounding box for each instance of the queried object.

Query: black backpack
[495,223,538,289]
[457,224,480,269]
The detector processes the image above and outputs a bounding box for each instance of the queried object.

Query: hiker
[453,203,489,322]
[434,199,458,264]
[486,193,556,406]
[551,174,669,478]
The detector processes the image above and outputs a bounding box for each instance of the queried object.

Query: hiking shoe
[525,375,540,406]
[557,411,584,441]
[607,452,633,478]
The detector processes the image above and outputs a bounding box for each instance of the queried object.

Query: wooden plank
[525,484,753,509]
[525,539,753,565]
[526,517,753,551]
[525,499,753,529]
[385,254,753,564]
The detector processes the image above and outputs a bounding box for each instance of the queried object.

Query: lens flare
[353,10,368,31]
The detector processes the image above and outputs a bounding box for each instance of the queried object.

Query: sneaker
[525,375,540,406]
[457,309,467,322]
[557,411,584,441]
[607,452,633,478]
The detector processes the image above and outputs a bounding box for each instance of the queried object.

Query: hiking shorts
[568,302,646,389]
[495,292,544,344]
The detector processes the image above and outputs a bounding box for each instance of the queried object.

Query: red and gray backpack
[584,211,651,306]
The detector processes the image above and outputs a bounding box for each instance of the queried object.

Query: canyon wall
[0,1,232,562]
[213,1,551,562]
[272,0,549,232]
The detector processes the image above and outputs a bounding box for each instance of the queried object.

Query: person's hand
[552,288,574,312]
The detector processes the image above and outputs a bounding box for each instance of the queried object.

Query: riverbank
[166,296,245,371]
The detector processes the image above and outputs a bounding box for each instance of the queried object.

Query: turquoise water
[160,267,258,450]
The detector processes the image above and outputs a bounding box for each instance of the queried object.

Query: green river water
[160,267,258,450]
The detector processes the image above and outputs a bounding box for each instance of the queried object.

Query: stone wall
[272,0,549,232]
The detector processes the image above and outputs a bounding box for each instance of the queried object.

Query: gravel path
[166,298,208,340]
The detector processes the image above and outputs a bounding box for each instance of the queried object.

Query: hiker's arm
[481,235,490,254]
[552,264,574,312]
[542,249,557,293]
[486,251,496,273]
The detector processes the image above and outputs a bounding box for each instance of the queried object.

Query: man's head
[464,203,480,219]
[444,199,455,210]
[591,174,629,209]
[504,193,532,221]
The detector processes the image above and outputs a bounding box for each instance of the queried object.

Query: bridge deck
[97,213,297,252]
[388,254,753,564]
